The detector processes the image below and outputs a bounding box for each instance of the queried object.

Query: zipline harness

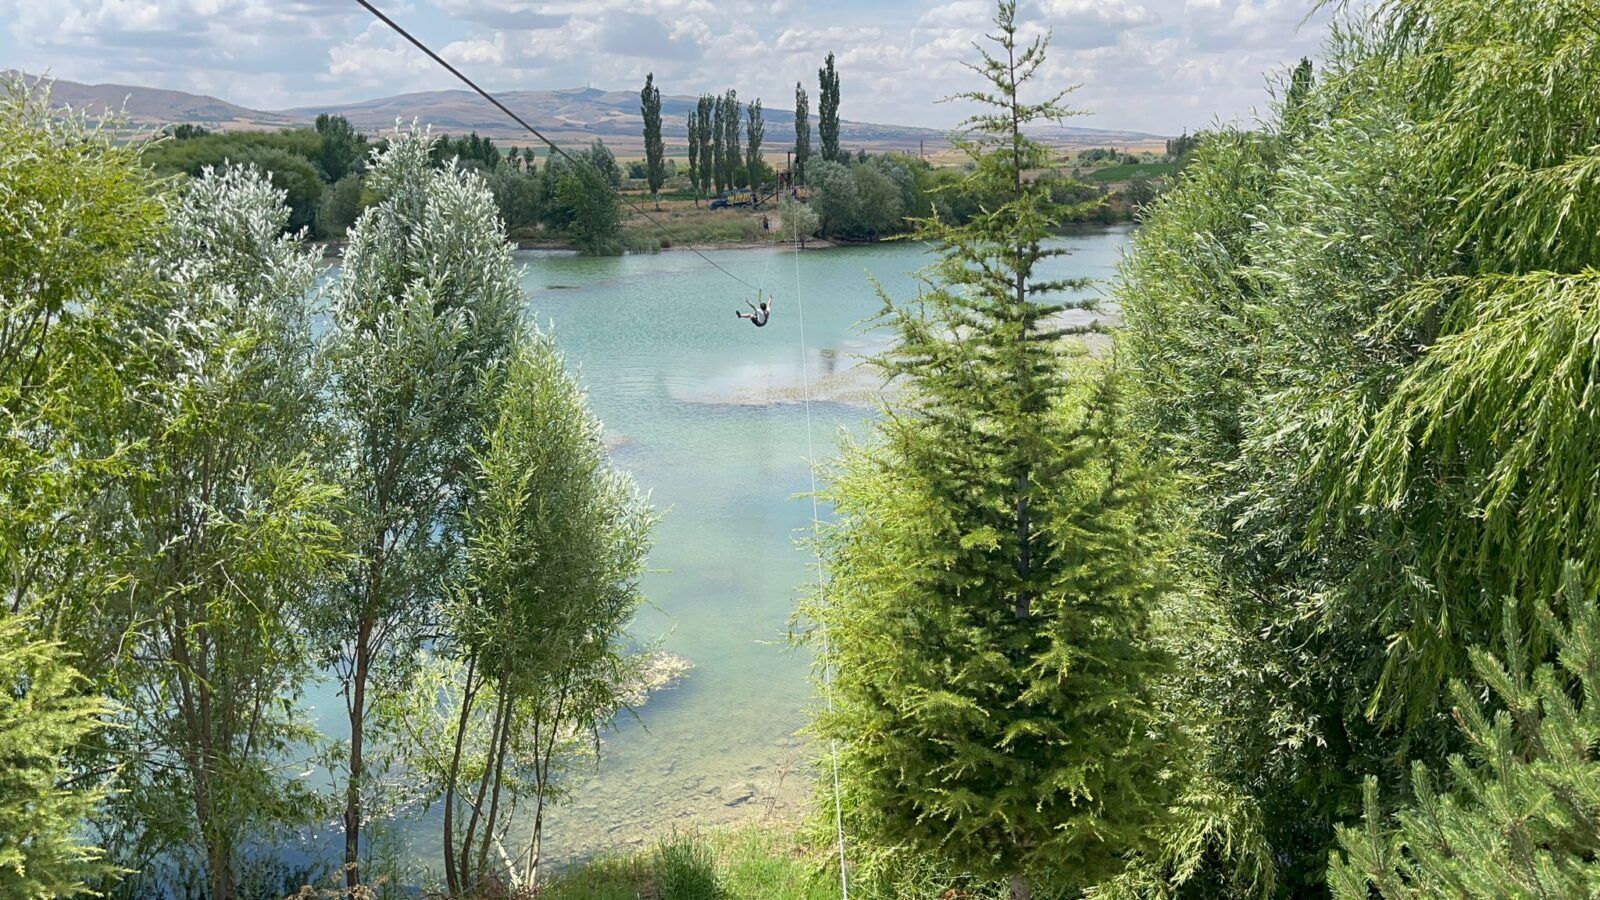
[349,2,850,894]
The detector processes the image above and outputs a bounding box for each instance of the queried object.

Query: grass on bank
[1080,161,1175,183]
[620,209,780,252]
[540,826,840,900]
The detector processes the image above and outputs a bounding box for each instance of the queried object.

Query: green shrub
[651,831,722,900]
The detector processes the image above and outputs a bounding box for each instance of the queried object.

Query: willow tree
[318,126,521,891]
[804,4,1175,897]
[96,165,340,900]
[0,75,164,668]
[441,331,654,894]
[1112,0,1600,891]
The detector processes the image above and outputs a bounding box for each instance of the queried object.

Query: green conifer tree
[1329,567,1600,898]
[804,4,1174,897]
[0,615,109,899]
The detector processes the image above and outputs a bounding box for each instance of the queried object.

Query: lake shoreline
[313,235,842,258]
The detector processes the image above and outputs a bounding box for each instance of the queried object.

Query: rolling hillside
[14,73,1168,154]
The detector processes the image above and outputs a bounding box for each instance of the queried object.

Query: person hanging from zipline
[736,294,774,327]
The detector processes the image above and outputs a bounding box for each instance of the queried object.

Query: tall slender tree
[686,108,703,205]
[803,4,1173,897]
[818,52,841,163]
[745,99,766,191]
[696,93,716,198]
[722,90,743,188]
[793,82,811,186]
[319,126,521,892]
[640,73,665,208]
[440,330,654,894]
[710,93,727,194]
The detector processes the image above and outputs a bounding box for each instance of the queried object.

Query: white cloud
[2,0,1345,133]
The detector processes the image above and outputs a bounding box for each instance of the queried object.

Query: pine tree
[0,614,109,899]
[794,82,811,186]
[640,73,665,208]
[804,4,1174,897]
[1329,566,1600,898]
[745,99,765,190]
[818,52,841,163]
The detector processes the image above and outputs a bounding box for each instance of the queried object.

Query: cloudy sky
[2,0,1339,134]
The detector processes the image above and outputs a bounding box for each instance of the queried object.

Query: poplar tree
[745,99,765,190]
[640,73,665,208]
[722,90,743,189]
[696,93,716,197]
[318,126,521,892]
[710,94,726,194]
[794,82,811,185]
[804,4,1174,897]
[686,108,703,205]
[818,52,841,163]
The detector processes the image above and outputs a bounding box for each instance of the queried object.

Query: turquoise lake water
[312,225,1133,874]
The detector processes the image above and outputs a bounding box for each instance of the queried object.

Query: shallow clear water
[311,225,1133,874]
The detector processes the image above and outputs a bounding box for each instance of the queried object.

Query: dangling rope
[791,212,851,899]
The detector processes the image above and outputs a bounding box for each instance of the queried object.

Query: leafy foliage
[439,329,654,893]
[106,164,339,900]
[318,124,522,890]
[652,831,724,900]
[1112,0,1600,892]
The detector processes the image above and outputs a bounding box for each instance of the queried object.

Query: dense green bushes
[1106,0,1600,893]
[1,80,653,897]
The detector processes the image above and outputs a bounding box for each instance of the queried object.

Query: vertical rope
[791,215,850,899]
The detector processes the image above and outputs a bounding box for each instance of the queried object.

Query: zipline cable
[792,212,851,899]
[351,0,760,292]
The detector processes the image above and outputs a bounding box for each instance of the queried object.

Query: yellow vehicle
[709,188,755,209]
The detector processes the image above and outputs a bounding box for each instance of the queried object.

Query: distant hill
[8,71,301,130]
[16,73,1168,154]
